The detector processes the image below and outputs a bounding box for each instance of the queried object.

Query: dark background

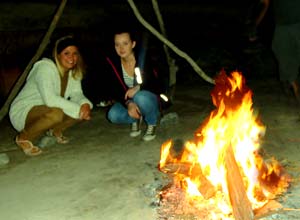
[0,0,277,106]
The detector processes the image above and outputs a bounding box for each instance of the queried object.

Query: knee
[134,90,151,103]
[45,107,64,124]
[134,91,157,107]
[107,108,118,123]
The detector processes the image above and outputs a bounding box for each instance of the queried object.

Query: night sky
[0,1,277,105]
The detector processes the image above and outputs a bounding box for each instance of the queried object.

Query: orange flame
[159,70,290,218]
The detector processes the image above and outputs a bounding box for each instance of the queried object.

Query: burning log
[159,139,216,199]
[160,162,216,199]
[257,157,291,196]
[254,200,283,219]
[225,145,254,220]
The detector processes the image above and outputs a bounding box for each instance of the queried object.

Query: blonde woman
[9,35,93,156]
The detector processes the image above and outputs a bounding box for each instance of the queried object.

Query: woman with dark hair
[105,29,168,141]
[9,35,93,156]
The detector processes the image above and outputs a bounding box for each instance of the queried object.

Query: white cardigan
[9,58,93,132]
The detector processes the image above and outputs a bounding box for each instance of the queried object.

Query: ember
[158,71,291,220]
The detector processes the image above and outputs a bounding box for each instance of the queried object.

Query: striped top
[122,64,134,88]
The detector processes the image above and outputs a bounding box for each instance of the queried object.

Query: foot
[130,120,142,137]
[291,81,300,104]
[46,129,69,144]
[15,136,42,156]
[143,125,156,141]
[55,135,69,144]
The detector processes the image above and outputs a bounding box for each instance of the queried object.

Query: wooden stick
[283,208,300,211]
[225,145,254,220]
[127,0,215,85]
[151,0,178,90]
[254,200,283,219]
[0,0,68,122]
[160,162,216,199]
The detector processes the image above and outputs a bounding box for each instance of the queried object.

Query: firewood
[225,145,254,220]
[160,162,216,199]
[254,200,283,219]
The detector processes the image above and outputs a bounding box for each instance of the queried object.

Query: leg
[291,80,300,103]
[17,105,64,156]
[19,105,65,142]
[107,102,135,124]
[17,105,80,155]
[108,102,143,137]
[272,24,300,103]
[133,90,160,141]
[44,113,79,144]
[50,114,79,138]
[133,90,160,125]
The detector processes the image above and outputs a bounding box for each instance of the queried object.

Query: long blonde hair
[52,35,85,80]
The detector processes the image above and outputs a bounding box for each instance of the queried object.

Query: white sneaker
[130,120,142,137]
[143,125,156,141]
[96,101,112,107]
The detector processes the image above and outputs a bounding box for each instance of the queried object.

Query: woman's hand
[125,85,140,100]
[79,103,91,120]
[127,102,141,119]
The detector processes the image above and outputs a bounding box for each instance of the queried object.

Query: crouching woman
[9,35,93,156]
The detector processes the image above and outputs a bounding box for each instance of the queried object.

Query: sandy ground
[0,77,300,220]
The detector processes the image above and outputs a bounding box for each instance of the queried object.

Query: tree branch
[127,0,215,85]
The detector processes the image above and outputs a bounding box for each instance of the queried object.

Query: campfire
[158,71,291,220]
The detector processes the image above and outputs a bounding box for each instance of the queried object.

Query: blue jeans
[107,90,159,125]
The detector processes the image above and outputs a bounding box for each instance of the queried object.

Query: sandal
[46,129,69,144]
[15,136,42,156]
[55,135,69,144]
